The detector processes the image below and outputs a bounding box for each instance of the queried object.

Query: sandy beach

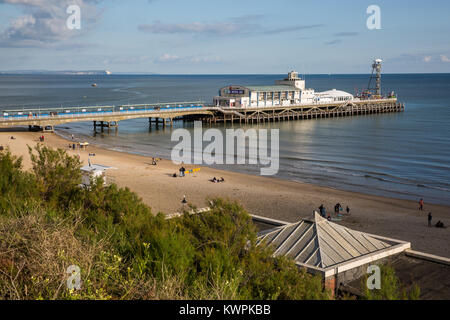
[1,129,449,258]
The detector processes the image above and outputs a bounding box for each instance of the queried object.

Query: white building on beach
[81,163,115,187]
[213,71,354,108]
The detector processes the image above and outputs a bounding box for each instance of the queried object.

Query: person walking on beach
[334,203,342,216]
[346,206,350,214]
[319,204,325,217]
[419,198,424,211]
[428,212,432,227]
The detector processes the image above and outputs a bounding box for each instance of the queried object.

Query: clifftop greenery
[0,145,329,300]
[0,145,418,300]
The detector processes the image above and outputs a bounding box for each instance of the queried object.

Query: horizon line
[1,71,450,76]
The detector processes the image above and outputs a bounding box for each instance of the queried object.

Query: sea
[1,73,449,205]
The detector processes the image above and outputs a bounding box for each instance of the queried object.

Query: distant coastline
[0,70,113,75]
[1,71,450,76]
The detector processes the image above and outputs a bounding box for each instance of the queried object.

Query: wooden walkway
[0,98,404,131]
[203,99,404,124]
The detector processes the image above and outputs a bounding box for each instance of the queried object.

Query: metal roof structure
[257,212,392,268]
[80,164,115,172]
[315,89,354,98]
[245,85,300,92]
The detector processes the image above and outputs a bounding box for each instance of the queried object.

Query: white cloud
[0,0,102,48]
[332,32,358,37]
[423,56,432,63]
[157,53,181,62]
[325,39,342,45]
[155,53,222,64]
[139,18,323,37]
[139,21,254,36]
[440,55,450,62]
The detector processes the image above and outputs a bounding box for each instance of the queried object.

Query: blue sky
[0,0,450,74]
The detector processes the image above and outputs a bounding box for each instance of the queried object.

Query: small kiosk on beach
[80,163,114,187]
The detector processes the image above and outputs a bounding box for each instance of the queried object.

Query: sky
[0,0,450,74]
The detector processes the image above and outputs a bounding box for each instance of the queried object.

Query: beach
[1,129,449,258]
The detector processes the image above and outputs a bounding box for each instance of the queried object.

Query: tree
[0,149,37,215]
[28,144,82,208]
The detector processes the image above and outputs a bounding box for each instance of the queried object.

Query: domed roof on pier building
[315,89,354,99]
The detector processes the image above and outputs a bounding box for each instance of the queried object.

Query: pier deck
[0,98,403,131]
[204,98,404,124]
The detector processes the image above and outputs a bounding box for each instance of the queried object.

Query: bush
[28,144,82,209]
[0,149,38,216]
[362,264,420,300]
[0,210,116,300]
[0,145,416,300]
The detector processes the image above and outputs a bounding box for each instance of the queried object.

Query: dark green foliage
[362,264,420,300]
[28,144,82,209]
[0,145,416,300]
[0,149,38,215]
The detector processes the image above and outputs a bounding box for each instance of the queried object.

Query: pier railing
[0,101,206,122]
[0,98,404,130]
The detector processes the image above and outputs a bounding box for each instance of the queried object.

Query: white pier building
[213,71,354,108]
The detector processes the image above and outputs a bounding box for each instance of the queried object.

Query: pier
[0,98,404,132]
[0,101,211,132]
[204,98,403,124]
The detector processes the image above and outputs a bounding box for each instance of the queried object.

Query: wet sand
[1,129,449,258]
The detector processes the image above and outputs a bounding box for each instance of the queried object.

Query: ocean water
[1,73,449,205]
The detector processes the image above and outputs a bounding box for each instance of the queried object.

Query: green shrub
[0,145,418,300]
[0,149,39,216]
[362,264,420,300]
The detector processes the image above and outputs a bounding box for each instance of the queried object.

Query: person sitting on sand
[172,173,177,178]
[182,195,187,204]
[152,157,157,165]
[212,177,217,183]
[219,177,225,182]
[436,221,445,228]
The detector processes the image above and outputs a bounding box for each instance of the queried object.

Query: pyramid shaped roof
[257,212,392,268]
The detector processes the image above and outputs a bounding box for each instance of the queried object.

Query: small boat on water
[91,83,97,87]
